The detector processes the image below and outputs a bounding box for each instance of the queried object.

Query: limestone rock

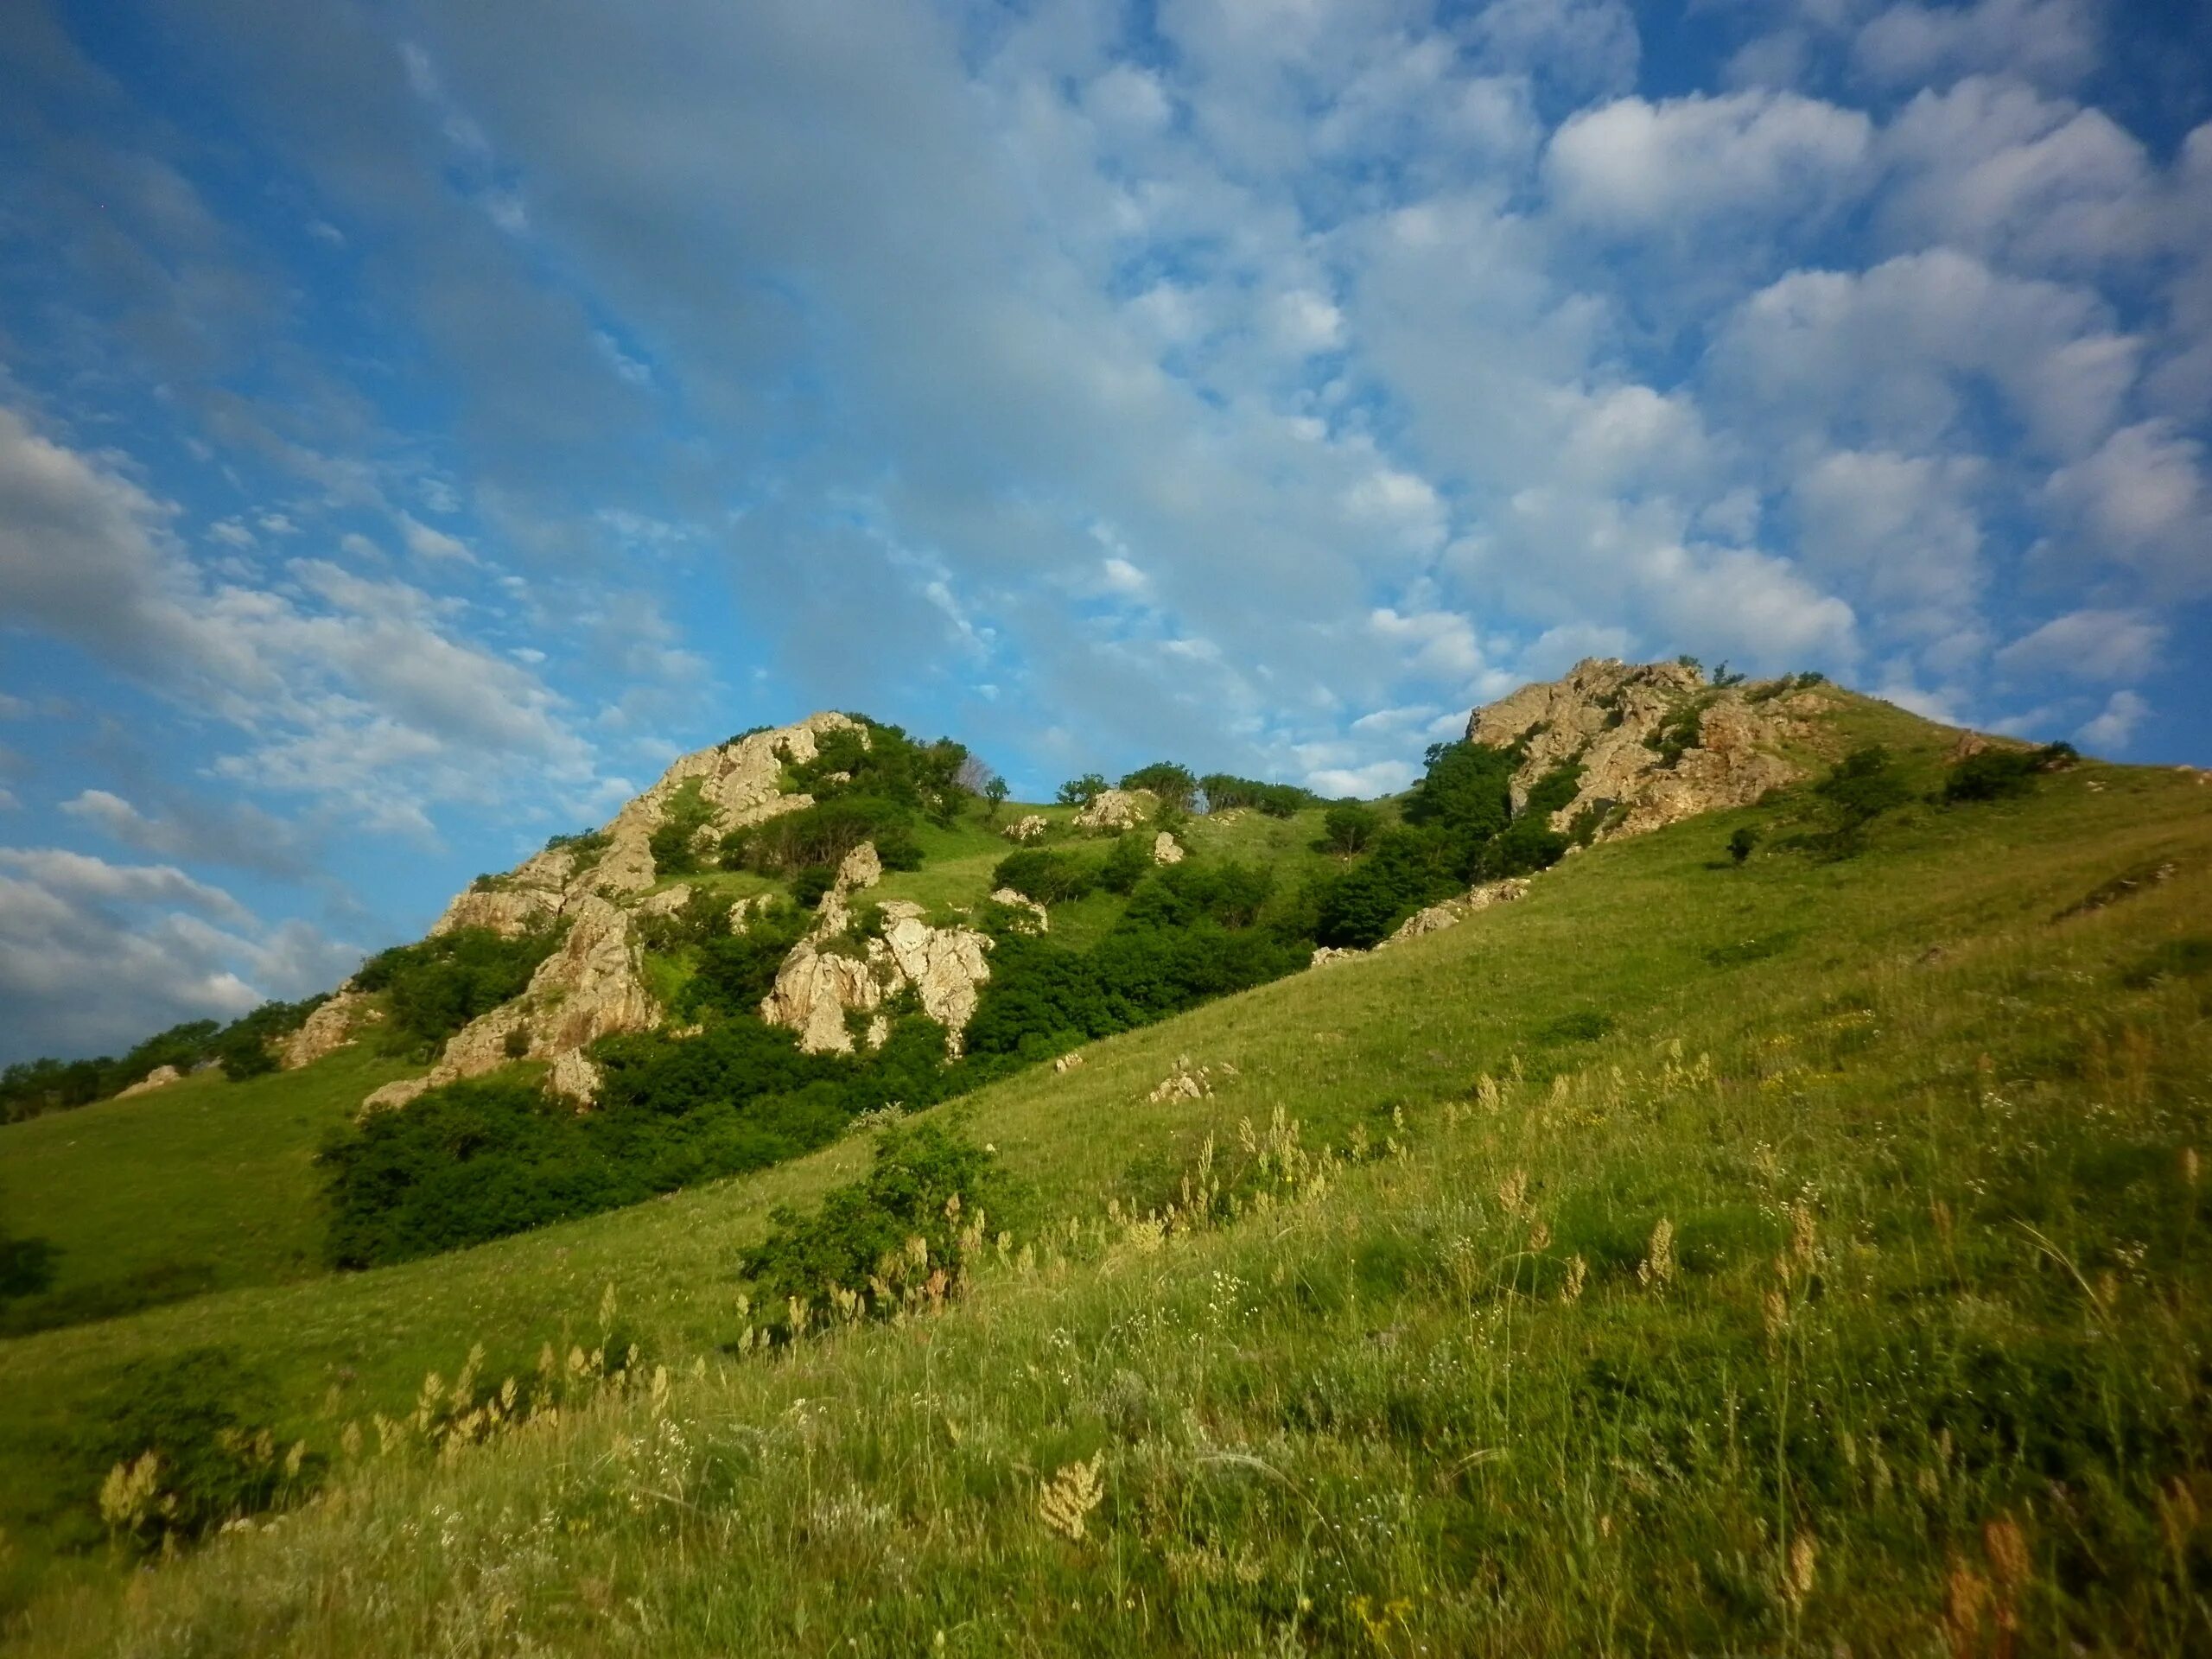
[1376,877,1529,951]
[989,887,1050,933]
[1147,1057,1215,1103]
[878,912,994,1055]
[761,873,995,1058]
[281,988,379,1070]
[811,841,884,938]
[1465,658,1808,843]
[1053,1052,1085,1073]
[1310,946,1364,968]
[759,940,889,1056]
[1003,814,1049,843]
[728,893,783,934]
[1153,831,1185,865]
[360,893,658,1111]
[1075,788,1158,831]
[430,882,562,939]
[118,1064,184,1098]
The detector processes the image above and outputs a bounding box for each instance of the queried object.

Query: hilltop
[2,663,2208,1655]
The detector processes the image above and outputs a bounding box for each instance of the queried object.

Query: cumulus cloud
[1994,608,2164,682]
[2044,421,2211,593]
[1546,90,1872,228]
[2076,687,2149,752]
[0,405,598,830]
[0,847,359,1063]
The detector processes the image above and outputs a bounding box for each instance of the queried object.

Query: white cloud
[1993,608,2164,682]
[2076,687,2148,752]
[0,406,597,830]
[397,511,475,562]
[1547,90,1872,228]
[1791,448,1985,627]
[0,847,256,930]
[1853,0,2101,90]
[1306,757,1420,798]
[2044,421,2211,593]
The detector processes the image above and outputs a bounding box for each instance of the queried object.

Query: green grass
[6,752,2211,1652]
[0,1044,412,1338]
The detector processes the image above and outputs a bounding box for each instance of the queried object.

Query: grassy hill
[3,696,2209,1652]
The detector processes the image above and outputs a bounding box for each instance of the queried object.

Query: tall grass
[6,756,2210,1653]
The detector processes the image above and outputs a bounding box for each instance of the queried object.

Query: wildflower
[1637,1218,1675,1290]
[1039,1453,1106,1542]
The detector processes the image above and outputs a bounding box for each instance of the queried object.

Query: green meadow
[3,724,2209,1654]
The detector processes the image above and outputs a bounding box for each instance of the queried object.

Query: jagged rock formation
[1309,946,1363,968]
[1075,788,1157,831]
[990,887,1050,933]
[1468,658,1813,841]
[1153,831,1185,865]
[118,1065,184,1098]
[281,988,379,1070]
[1377,877,1529,950]
[365,715,861,1110]
[1002,814,1049,843]
[728,893,783,934]
[363,893,659,1112]
[759,842,995,1058]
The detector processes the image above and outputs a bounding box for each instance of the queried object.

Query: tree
[1118,762,1198,813]
[983,776,1009,820]
[1056,773,1107,807]
[1318,801,1380,856]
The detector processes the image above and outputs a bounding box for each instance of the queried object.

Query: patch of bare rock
[758,841,995,1058]
[1075,788,1158,832]
[1467,657,1813,842]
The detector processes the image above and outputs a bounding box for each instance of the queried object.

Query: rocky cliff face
[758,842,995,1058]
[360,714,863,1111]
[1467,658,1819,841]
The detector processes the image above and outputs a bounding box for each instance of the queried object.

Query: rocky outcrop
[1075,788,1158,832]
[1003,814,1049,843]
[1376,877,1529,950]
[990,887,1050,933]
[1310,946,1364,968]
[281,988,379,1070]
[362,894,659,1112]
[728,893,783,933]
[430,881,562,939]
[1153,831,1185,865]
[118,1065,184,1098]
[1466,658,1811,842]
[759,845,995,1058]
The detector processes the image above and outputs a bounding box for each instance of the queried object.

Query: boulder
[1053,1052,1085,1073]
[1075,788,1158,832]
[761,880,995,1058]
[877,912,994,1056]
[1375,877,1529,950]
[1310,946,1364,968]
[281,988,379,1070]
[118,1064,184,1098]
[989,887,1050,933]
[1153,831,1185,865]
[759,939,891,1056]
[1003,814,1049,843]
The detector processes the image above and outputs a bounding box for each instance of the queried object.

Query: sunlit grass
[5,752,2210,1651]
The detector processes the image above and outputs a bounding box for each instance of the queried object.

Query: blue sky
[1,0,2208,1060]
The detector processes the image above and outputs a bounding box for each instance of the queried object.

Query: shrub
[1098,832,1154,895]
[1943,742,2077,804]
[1728,825,1759,865]
[1118,762,1199,813]
[741,1122,1008,1322]
[784,720,971,826]
[1814,745,1912,854]
[725,794,924,875]
[992,849,1097,905]
[1401,741,1516,843]
[791,864,837,910]
[0,1229,58,1301]
[1318,801,1380,855]
[79,1347,315,1552]
[353,925,563,1060]
[1200,774,1318,817]
[1056,772,1107,807]
[647,780,718,878]
[1313,826,1460,949]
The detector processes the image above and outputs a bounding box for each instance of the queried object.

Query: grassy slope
[0,728,2205,1649]
[0,1045,414,1336]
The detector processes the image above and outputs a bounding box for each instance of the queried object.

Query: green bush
[1056,772,1107,807]
[1943,742,2076,804]
[992,849,1098,905]
[1401,741,1516,843]
[1118,762,1198,812]
[1728,825,1759,864]
[1098,832,1154,895]
[1200,774,1318,817]
[647,780,718,878]
[353,926,563,1060]
[784,720,971,827]
[723,795,924,875]
[1318,800,1380,855]
[741,1122,1009,1320]
[77,1347,317,1552]
[1814,745,1913,855]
